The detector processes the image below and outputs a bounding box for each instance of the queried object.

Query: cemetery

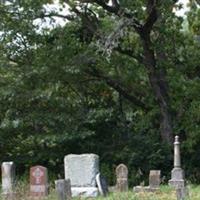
[1,0,200,199]
[1,136,200,199]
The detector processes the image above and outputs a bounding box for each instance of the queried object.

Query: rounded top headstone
[30,165,47,170]
[116,164,128,179]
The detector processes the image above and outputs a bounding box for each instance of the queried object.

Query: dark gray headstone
[96,173,108,196]
[55,179,72,200]
[149,170,161,189]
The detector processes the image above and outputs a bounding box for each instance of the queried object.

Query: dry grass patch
[1,185,200,200]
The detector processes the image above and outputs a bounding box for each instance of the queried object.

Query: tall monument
[169,135,187,200]
[168,135,185,188]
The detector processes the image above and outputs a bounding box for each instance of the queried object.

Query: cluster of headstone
[1,154,108,199]
[1,136,187,200]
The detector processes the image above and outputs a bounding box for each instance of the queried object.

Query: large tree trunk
[142,34,173,144]
[149,70,173,144]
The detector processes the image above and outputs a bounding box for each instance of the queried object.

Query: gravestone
[55,179,72,200]
[96,173,108,196]
[116,164,128,192]
[168,136,186,199]
[149,170,161,189]
[176,187,187,200]
[133,170,161,193]
[30,166,48,198]
[1,162,15,198]
[64,154,99,197]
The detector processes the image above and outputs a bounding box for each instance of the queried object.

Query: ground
[2,185,200,200]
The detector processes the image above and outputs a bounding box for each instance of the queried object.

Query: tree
[54,0,186,144]
[1,0,200,183]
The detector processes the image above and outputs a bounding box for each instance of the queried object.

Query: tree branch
[84,67,148,110]
[80,0,142,31]
[81,0,119,13]
[39,13,74,21]
[143,0,158,34]
[115,46,144,64]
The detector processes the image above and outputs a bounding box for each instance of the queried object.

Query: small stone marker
[55,179,72,200]
[30,166,48,198]
[64,154,99,197]
[1,162,15,197]
[133,170,161,193]
[149,170,161,189]
[116,164,128,192]
[176,187,187,200]
[96,173,108,196]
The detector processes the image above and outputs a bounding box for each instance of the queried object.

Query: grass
[1,185,200,200]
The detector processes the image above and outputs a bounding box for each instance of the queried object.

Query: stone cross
[30,165,48,198]
[55,179,72,200]
[116,164,128,192]
[149,170,161,189]
[1,162,15,198]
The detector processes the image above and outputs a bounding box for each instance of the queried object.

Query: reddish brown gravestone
[30,166,48,198]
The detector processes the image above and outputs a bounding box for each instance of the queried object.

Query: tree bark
[141,34,173,144]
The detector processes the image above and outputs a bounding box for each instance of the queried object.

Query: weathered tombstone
[168,136,186,199]
[116,164,128,192]
[176,187,186,200]
[133,170,161,193]
[30,166,48,198]
[96,173,108,196]
[55,179,72,200]
[64,154,99,197]
[149,170,161,189]
[1,162,15,198]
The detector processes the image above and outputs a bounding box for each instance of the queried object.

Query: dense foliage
[0,0,200,185]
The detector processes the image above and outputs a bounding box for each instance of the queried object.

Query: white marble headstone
[64,154,99,197]
[64,154,99,187]
[1,162,15,195]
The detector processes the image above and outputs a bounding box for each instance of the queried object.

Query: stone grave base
[176,186,188,200]
[168,179,185,188]
[169,180,187,200]
[133,186,159,193]
[108,186,116,192]
[71,187,98,197]
[2,192,19,200]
